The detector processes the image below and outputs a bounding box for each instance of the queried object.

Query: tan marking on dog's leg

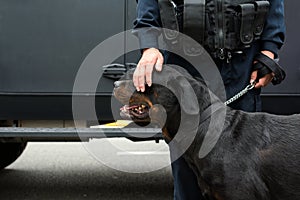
[162,127,172,142]
[213,192,224,200]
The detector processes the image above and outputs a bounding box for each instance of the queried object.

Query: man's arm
[133,0,162,50]
[132,0,164,92]
[260,0,285,57]
[251,0,286,88]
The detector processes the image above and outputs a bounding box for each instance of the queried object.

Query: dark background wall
[0,0,298,120]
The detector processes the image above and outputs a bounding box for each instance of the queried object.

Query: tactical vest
[158,0,270,60]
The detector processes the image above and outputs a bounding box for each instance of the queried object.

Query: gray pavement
[0,141,173,200]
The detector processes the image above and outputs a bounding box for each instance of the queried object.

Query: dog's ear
[149,104,167,128]
[167,76,200,115]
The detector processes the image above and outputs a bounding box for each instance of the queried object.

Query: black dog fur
[113,65,300,200]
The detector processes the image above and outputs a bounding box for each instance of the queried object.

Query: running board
[0,127,163,142]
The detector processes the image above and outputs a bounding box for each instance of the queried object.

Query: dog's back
[258,113,300,199]
[184,108,300,200]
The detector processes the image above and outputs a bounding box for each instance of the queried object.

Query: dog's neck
[183,78,226,123]
[164,77,226,140]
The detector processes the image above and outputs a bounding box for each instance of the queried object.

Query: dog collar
[200,102,226,123]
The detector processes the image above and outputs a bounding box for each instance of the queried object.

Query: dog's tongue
[120,105,139,111]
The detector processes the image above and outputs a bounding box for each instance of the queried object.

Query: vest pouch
[253,1,270,38]
[225,4,255,50]
[238,4,256,46]
[227,1,270,51]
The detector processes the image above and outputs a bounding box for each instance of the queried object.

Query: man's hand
[250,50,275,88]
[133,48,164,92]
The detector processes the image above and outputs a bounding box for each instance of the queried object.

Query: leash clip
[247,81,256,90]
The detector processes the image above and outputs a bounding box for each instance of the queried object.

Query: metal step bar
[0,127,163,142]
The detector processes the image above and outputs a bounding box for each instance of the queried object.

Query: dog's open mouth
[120,103,150,120]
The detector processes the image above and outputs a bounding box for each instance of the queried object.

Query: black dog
[114,65,300,200]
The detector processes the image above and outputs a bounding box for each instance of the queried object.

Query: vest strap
[183,0,206,44]
[183,0,206,56]
[158,0,180,45]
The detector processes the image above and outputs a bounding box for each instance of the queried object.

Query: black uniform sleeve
[132,0,162,50]
[260,0,286,57]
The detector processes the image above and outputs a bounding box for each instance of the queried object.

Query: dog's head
[113,65,205,139]
[113,80,174,124]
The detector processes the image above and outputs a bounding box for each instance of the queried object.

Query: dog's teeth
[141,105,146,108]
